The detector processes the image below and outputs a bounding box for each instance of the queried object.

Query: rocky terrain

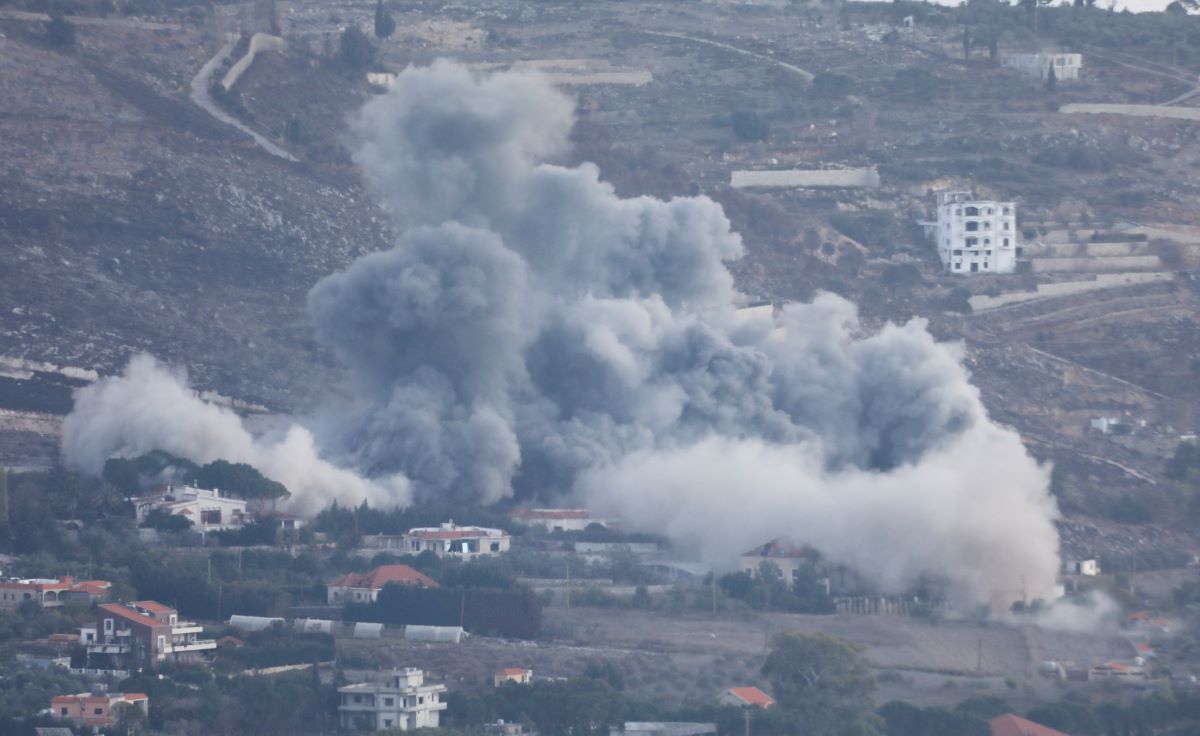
[2,0,1200,556]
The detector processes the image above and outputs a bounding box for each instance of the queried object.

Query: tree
[373,0,395,40]
[338,26,376,70]
[192,460,289,501]
[44,14,76,47]
[811,73,852,100]
[0,464,8,527]
[763,632,880,736]
[1045,62,1057,92]
[730,110,769,142]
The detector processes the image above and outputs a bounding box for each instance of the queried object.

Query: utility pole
[711,568,718,617]
[565,559,571,610]
[743,707,751,736]
[977,635,983,672]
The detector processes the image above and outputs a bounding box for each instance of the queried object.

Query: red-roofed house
[401,521,511,560]
[719,686,775,709]
[327,564,440,604]
[990,714,1069,736]
[0,576,112,609]
[1088,660,1147,683]
[509,508,601,532]
[78,601,216,671]
[51,691,149,728]
[494,667,533,687]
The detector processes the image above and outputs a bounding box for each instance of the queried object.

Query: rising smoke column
[61,354,408,515]
[62,60,1061,603]
[306,60,1061,603]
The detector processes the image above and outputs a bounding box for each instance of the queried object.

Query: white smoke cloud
[62,61,1062,604]
[61,354,407,514]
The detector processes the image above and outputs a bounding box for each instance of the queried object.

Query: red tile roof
[990,714,1070,736]
[408,529,493,540]
[497,668,531,676]
[133,601,176,615]
[98,603,169,629]
[725,687,775,708]
[329,565,439,590]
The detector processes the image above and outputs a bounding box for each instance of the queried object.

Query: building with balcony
[78,601,216,672]
[338,668,447,731]
[132,484,249,532]
[924,191,1018,275]
[0,576,111,609]
[401,521,511,559]
[50,690,148,729]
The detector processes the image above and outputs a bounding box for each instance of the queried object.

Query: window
[955,208,962,216]
[157,635,165,651]
[1002,207,1010,215]
[970,263,979,273]
[983,221,991,229]
[169,615,177,626]
[385,720,393,727]
[490,542,500,552]
[1003,238,1010,246]
[201,509,221,525]
[952,249,962,256]
[104,618,114,633]
[1003,222,1010,230]
[987,208,994,215]
[965,206,979,216]
[954,263,962,270]
[385,698,394,707]
[95,708,104,715]
[986,250,992,256]
[984,239,991,245]
[61,708,68,716]
[966,237,978,247]
[965,221,979,232]
[984,262,989,268]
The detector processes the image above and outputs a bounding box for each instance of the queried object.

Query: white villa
[132,485,249,532]
[338,668,447,731]
[401,521,511,559]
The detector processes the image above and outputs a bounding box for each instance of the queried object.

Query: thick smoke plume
[63,60,1061,604]
[62,354,408,515]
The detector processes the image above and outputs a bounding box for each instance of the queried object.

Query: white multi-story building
[1003,53,1082,81]
[338,668,448,732]
[929,191,1018,275]
[132,485,249,532]
[401,521,511,559]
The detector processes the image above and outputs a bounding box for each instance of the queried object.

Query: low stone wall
[1031,255,1161,273]
[730,167,880,189]
[1061,103,1200,121]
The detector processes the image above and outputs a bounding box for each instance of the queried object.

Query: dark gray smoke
[65,60,1060,603]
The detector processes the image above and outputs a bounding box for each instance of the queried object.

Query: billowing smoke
[62,354,408,515]
[63,60,1061,603]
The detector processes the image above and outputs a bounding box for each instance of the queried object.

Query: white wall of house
[934,191,1018,275]
[1003,53,1082,81]
[338,669,447,731]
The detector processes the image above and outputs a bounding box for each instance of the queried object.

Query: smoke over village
[6,0,1200,731]
[62,62,1061,605]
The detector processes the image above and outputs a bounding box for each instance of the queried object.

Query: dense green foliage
[374,0,396,39]
[343,583,544,639]
[763,632,879,736]
[192,460,290,501]
[730,110,769,142]
[719,562,835,614]
[338,26,376,70]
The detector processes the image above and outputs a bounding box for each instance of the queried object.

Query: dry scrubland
[337,607,1133,709]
